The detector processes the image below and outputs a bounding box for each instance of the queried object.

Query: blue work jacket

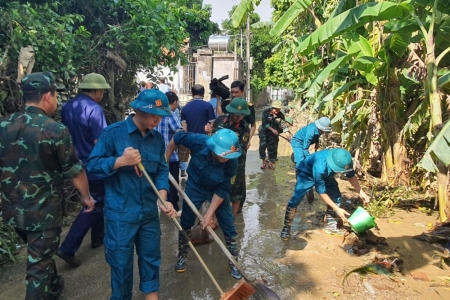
[86,116,169,222]
[291,123,321,163]
[297,149,355,195]
[173,131,237,200]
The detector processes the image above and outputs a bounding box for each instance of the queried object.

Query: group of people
[0,71,371,300]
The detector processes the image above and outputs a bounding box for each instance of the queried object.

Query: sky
[203,0,273,26]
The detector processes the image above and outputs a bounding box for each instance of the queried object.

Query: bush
[0,217,21,265]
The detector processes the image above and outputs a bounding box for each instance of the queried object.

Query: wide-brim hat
[130,89,172,117]
[326,149,353,173]
[78,73,111,90]
[271,101,282,109]
[226,97,250,116]
[206,129,242,159]
[315,117,332,132]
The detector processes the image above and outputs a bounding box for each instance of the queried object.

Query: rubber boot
[175,228,191,273]
[224,235,242,280]
[324,209,346,236]
[280,207,297,240]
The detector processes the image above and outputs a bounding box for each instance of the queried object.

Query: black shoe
[91,240,104,249]
[175,257,187,273]
[180,170,187,177]
[55,276,64,300]
[280,226,291,241]
[56,250,81,268]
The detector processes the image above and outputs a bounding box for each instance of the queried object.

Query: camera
[209,75,230,100]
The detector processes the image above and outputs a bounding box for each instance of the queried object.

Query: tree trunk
[105,59,122,122]
[380,69,407,185]
[428,53,449,221]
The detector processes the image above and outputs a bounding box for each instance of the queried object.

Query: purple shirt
[180,98,215,134]
[61,93,107,180]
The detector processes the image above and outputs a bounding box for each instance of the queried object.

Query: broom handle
[168,173,252,282]
[137,163,224,295]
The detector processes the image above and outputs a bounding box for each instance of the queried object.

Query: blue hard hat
[206,128,242,159]
[130,89,172,117]
[315,117,332,132]
[326,148,353,173]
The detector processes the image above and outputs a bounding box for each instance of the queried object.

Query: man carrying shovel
[280,148,371,240]
[166,128,243,280]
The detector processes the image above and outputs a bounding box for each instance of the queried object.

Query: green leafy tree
[181,1,220,47]
[0,0,188,121]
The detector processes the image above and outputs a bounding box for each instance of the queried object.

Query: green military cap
[78,73,111,89]
[21,72,66,95]
[285,116,294,125]
[225,97,250,116]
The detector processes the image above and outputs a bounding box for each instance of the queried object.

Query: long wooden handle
[168,173,252,282]
[136,163,224,295]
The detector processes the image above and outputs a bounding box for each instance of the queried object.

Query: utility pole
[246,14,251,102]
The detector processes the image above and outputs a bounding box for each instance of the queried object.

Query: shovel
[168,173,282,300]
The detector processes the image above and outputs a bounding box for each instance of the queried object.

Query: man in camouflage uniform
[259,101,292,170]
[0,72,95,300]
[206,97,250,216]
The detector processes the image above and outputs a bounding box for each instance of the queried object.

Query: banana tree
[412,0,450,221]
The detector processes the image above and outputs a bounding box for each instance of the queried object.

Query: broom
[168,173,281,300]
[137,163,254,300]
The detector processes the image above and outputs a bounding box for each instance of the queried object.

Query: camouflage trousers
[259,130,280,162]
[15,227,62,300]
[230,152,247,204]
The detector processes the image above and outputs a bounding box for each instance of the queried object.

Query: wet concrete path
[2,124,450,299]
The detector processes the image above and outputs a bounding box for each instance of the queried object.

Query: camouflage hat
[225,97,250,116]
[271,101,282,109]
[78,73,111,90]
[21,72,65,95]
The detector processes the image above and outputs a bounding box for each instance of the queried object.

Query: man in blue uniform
[87,89,177,300]
[291,117,332,166]
[57,73,111,267]
[165,129,243,280]
[280,148,370,240]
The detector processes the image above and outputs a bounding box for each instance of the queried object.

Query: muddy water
[1,132,450,299]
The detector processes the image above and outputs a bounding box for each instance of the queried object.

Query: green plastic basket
[348,206,377,234]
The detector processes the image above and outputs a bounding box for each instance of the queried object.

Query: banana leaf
[230,0,260,28]
[270,0,314,37]
[322,80,363,102]
[416,0,450,15]
[438,71,450,88]
[296,1,412,56]
[343,33,374,57]
[305,55,352,99]
[251,21,273,29]
[417,120,450,172]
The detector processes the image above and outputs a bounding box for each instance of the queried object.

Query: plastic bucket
[348,206,377,234]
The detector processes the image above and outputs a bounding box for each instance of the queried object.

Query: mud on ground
[1,117,450,299]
